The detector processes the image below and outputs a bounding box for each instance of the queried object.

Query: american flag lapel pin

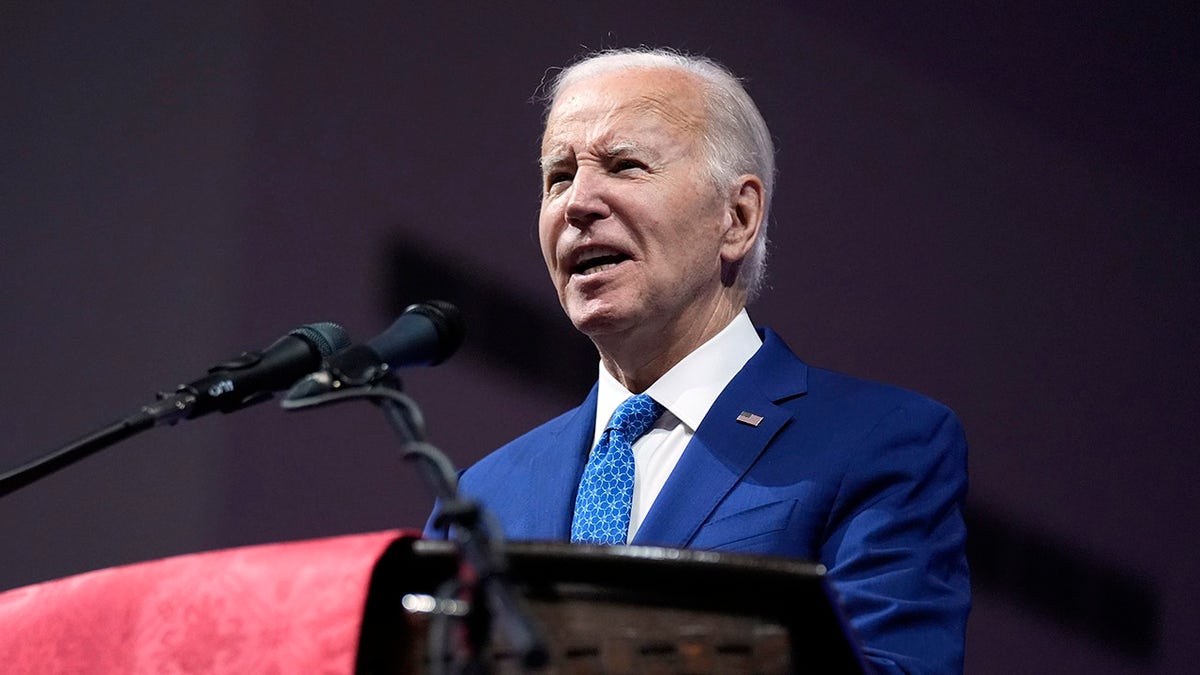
[736,411,764,427]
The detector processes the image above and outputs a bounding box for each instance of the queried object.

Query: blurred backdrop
[2,2,1196,672]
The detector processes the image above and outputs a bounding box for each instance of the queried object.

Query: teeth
[575,247,621,265]
[579,262,618,276]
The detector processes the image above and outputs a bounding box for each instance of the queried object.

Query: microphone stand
[281,375,548,673]
[0,322,349,499]
[0,393,200,499]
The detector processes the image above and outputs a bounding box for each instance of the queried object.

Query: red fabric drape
[0,530,410,674]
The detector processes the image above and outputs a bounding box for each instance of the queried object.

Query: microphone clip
[322,344,393,386]
[281,344,395,407]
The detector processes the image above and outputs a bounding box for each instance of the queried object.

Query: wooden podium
[362,538,864,673]
[0,533,864,673]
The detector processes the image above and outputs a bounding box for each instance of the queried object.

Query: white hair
[544,48,776,301]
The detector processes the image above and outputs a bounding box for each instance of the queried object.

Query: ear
[720,174,765,265]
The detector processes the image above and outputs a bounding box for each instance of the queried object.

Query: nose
[564,167,611,227]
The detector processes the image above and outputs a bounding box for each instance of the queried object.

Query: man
[429,48,969,673]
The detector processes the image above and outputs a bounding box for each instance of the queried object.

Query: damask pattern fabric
[0,530,407,674]
[571,393,664,545]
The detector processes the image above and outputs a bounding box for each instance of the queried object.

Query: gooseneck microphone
[284,301,463,403]
[278,303,545,667]
[0,321,350,498]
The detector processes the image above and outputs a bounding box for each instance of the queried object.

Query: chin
[564,299,639,339]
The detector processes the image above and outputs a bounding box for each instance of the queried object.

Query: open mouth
[571,247,632,276]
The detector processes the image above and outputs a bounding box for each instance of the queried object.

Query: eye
[612,158,646,173]
[545,171,573,191]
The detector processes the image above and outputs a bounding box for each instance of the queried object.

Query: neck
[594,297,744,393]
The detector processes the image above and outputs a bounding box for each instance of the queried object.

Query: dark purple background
[2,3,1196,672]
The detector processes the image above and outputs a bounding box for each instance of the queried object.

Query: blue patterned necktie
[571,393,664,545]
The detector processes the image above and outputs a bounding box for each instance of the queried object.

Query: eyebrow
[603,141,644,157]
[539,153,570,173]
[539,140,651,172]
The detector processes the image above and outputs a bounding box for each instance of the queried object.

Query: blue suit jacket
[430,328,969,673]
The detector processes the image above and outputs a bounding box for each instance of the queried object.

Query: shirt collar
[595,309,763,443]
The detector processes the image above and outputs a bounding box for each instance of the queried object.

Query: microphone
[151,321,352,423]
[284,301,463,402]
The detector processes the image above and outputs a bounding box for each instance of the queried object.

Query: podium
[0,533,864,673]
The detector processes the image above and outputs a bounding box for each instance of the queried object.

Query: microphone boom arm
[0,322,349,500]
[0,391,197,499]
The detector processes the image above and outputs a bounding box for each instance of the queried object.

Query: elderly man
[430,48,969,673]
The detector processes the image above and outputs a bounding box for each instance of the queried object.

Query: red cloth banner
[0,530,409,674]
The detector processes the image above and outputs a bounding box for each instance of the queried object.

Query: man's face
[539,68,735,343]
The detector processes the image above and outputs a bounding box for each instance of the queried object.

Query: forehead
[540,68,708,156]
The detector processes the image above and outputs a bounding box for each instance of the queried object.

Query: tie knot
[607,393,663,441]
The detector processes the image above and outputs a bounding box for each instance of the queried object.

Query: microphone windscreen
[290,322,352,356]
[368,301,464,368]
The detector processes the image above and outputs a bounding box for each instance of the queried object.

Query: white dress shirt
[593,309,763,542]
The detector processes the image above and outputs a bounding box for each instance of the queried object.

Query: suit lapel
[532,385,597,539]
[631,329,808,547]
